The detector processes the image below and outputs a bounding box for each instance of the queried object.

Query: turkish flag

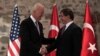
[80,0,98,56]
[48,4,59,56]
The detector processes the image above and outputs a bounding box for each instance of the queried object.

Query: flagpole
[15,4,18,7]
[56,0,63,11]
[86,0,88,3]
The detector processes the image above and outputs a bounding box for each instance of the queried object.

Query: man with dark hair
[60,8,74,20]
[39,8,82,56]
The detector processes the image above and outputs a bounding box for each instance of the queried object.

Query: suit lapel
[62,23,74,35]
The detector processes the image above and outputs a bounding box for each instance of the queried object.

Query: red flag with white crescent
[48,4,59,56]
[80,0,98,56]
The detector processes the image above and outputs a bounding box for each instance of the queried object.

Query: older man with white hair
[20,3,55,56]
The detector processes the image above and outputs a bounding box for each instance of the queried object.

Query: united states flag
[8,4,21,56]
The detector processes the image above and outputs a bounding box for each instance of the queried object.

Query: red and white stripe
[8,38,20,56]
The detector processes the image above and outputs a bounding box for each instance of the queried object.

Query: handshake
[39,45,48,55]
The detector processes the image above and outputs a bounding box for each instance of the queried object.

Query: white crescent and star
[88,43,97,54]
[83,23,95,36]
[49,25,59,33]
[84,23,97,54]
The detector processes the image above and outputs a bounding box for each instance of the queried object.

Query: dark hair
[60,8,74,20]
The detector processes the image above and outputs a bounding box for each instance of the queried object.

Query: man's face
[60,12,68,24]
[35,7,44,21]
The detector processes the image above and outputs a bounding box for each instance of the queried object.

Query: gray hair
[30,3,44,14]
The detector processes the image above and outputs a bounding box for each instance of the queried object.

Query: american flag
[8,4,20,56]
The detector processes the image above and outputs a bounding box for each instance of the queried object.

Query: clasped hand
[39,45,48,55]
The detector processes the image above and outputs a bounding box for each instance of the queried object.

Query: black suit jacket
[47,23,82,56]
[20,17,55,56]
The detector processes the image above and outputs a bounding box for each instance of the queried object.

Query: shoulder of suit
[71,23,81,30]
[21,17,32,25]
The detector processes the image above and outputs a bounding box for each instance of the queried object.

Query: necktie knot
[35,21,38,26]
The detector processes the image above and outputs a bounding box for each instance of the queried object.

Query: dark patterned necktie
[61,25,66,34]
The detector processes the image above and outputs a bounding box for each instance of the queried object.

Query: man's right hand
[39,45,48,55]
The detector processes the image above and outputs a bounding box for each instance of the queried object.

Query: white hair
[30,3,44,14]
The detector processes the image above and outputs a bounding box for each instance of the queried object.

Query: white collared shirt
[30,15,36,24]
[65,21,73,30]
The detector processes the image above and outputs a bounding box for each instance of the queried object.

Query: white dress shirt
[30,15,36,24]
[64,21,73,30]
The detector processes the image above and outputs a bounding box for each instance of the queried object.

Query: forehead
[36,6,44,11]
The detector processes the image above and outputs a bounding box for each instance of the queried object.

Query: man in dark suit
[40,8,82,56]
[20,3,55,56]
